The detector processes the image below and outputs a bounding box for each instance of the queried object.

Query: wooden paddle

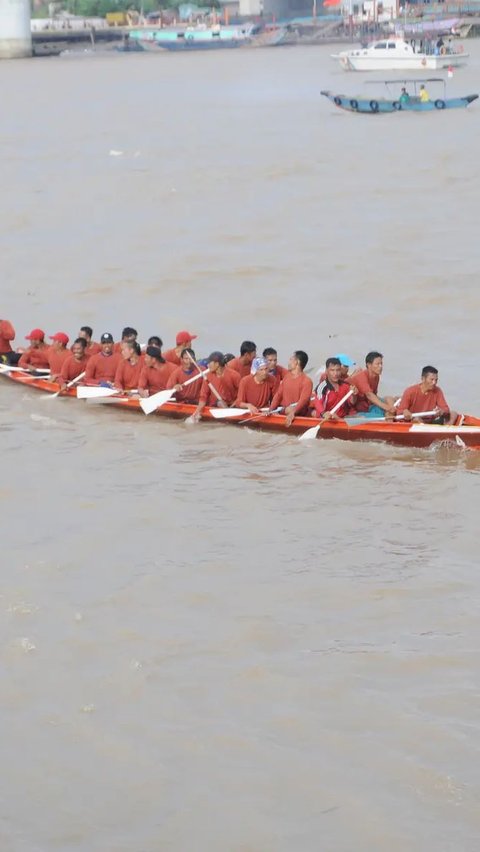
[140,369,208,415]
[0,363,50,375]
[43,371,86,400]
[77,386,119,400]
[299,388,355,442]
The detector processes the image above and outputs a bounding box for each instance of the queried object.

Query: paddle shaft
[299,388,355,442]
[186,352,225,406]
[51,370,86,399]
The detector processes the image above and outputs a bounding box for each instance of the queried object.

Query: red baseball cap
[25,328,45,341]
[50,332,69,346]
[176,330,197,345]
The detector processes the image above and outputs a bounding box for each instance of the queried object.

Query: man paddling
[114,327,138,354]
[228,341,257,378]
[18,329,50,371]
[84,333,120,385]
[77,326,101,357]
[191,351,241,421]
[398,366,457,424]
[138,346,176,397]
[164,331,198,366]
[349,351,396,418]
[114,341,143,391]
[0,319,19,365]
[270,351,313,427]
[48,332,70,382]
[166,348,204,403]
[58,338,88,387]
[313,357,356,420]
[263,347,286,392]
[234,357,275,414]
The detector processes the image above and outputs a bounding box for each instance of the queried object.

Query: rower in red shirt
[48,332,70,382]
[76,326,102,357]
[270,350,313,427]
[349,351,396,417]
[138,346,176,396]
[262,347,287,392]
[84,333,120,384]
[114,340,143,391]
[166,348,205,403]
[313,357,357,419]
[228,341,257,378]
[398,366,457,424]
[191,351,241,421]
[0,319,19,364]
[234,357,275,414]
[18,329,50,370]
[164,330,198,366]
[113,326,138,355]
[59,338,88,387]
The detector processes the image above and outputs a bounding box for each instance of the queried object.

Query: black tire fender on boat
[392,101,401,110]
[350,98,359,110]
[435,99,446,110]
[370,100,379,113]
[334,96,342,106]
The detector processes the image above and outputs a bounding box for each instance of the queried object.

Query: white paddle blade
[209,407,248,420]
[140,389,173,415]
[298,424,321,442]
[76,386,117,399]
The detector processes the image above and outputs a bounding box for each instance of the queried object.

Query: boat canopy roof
[369,77,446,84]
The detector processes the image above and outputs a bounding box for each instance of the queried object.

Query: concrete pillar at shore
[0,0,32,59]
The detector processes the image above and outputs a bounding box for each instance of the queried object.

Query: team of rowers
[0,320,456,425]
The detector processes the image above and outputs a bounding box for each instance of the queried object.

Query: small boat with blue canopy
[321,78,478,114]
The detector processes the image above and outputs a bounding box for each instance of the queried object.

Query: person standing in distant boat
[419,84,430,103]
[399,87,410,105]
[398,366,457,424]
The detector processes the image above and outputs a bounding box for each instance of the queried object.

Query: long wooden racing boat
[2,370,480,450]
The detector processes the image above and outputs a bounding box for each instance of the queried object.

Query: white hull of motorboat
[333,39,467,72]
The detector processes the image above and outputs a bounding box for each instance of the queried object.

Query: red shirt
[114,359,142,391]
[71,341,101,357]
[18,345,51,370]
[163,348,182,366]
[199,368,240,407]
[271,372,313,416]
[313,382,355,419]
[399,383,449,415]
[61,355,88,382]
[350,368,380,412]
[228,356,253,378]
[138,362,176,393]
[269,365,287,393]
[235,374,275,409]
[48,347,70,377]
[0,320,15,353]
[85,351,120,383]
[167,366,204,402]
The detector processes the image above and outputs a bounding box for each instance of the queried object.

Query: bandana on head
[251,357,268,375]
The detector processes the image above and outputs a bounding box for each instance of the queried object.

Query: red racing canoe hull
[3,371,480,450]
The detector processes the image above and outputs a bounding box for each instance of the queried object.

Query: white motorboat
[333,38,468,72]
